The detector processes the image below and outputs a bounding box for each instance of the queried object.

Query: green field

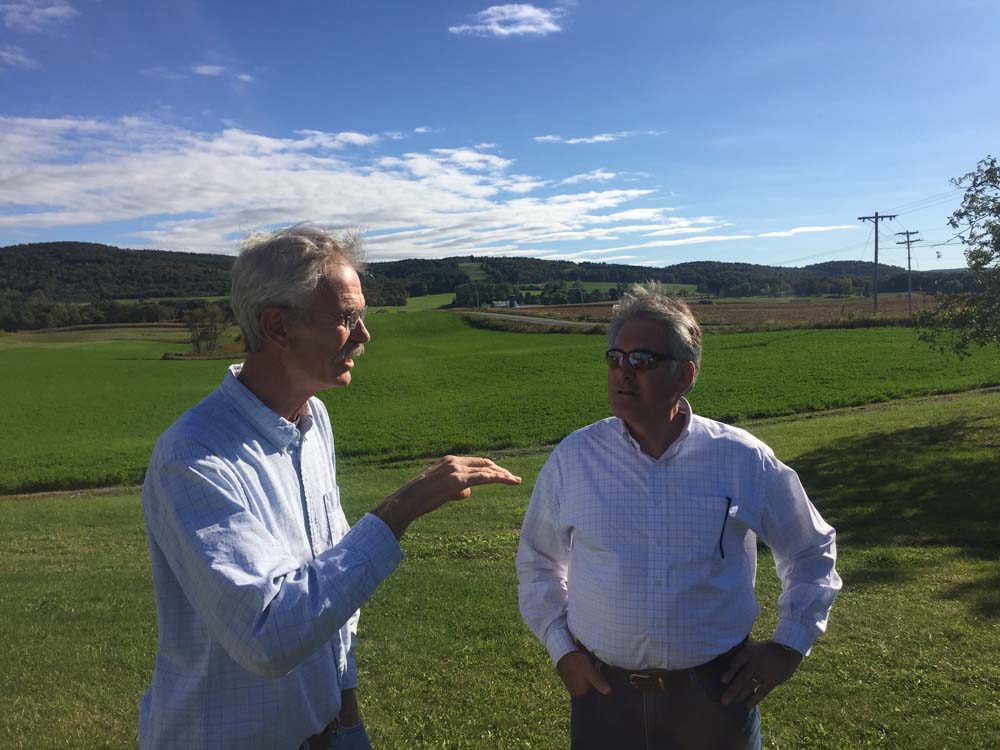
[2,316,999,494]
[2,390,998,749]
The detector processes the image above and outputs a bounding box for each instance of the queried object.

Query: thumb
[584,661,612,695]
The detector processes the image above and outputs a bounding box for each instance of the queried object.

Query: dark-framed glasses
[605,348,675,371]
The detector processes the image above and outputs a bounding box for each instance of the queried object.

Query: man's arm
[145,449,404,679]
[516,454,610,697]
[146,450,520,679]
[373,455,521,539]
[722,453,841,706]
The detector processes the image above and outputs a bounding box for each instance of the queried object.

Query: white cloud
[534,130,663,145]
[1,0,77,31]
[192,64,227,77]
[561,168,616,185]
[185,64,255,85]
[449,4,566,38]
[0,115,753,262]
[755,224,855,238]
[297,129,381,149]
[414,126,434,134]
[0,44,37,69]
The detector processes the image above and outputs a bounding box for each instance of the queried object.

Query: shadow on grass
[792,416,1000,618]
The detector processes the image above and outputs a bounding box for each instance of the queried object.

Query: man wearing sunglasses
[517,282,840,750]
[139,225,521,750]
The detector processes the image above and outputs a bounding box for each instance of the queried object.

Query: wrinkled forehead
[313,263,365,310]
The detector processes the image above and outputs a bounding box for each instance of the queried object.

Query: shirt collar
[220,363,314,451]
[617,397,693,461]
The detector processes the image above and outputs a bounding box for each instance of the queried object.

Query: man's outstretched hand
[556,651,612,698]
[720,640,803,708]
[373,455,521,538]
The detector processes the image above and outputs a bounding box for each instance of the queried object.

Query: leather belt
[582,637,747,693]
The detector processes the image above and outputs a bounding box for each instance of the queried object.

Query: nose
[350,317,371,344]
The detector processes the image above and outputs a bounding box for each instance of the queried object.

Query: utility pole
[858,212,897,314]
[895,230,922,318]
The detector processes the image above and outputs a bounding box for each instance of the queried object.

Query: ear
[258,306,294,350]
[678,360,697,394]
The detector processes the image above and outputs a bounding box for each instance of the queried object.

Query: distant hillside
[805,260,905,277]
[0,242,234,301]
[0,240,975,309]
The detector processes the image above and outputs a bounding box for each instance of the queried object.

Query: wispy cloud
[0,116,793,263]
[561,168,616,185]
[534,130,662,145]
[192,64,227,77]
[449,4,567,38]
[755,224,855,238]
[0,43,37,69]
[1,0,77,31]
[414,126,435,134]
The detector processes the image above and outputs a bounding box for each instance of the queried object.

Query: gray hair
[231,225,367,353]
[607,281,702,384]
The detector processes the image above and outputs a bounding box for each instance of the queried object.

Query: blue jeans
[569,655,762,750]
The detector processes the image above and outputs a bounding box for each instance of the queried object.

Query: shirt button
[655,539,662,547]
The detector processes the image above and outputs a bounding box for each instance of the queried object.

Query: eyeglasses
[296,305,368,332]
[605,348,675,371]
[337,306,367,332]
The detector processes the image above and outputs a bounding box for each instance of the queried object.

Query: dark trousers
[569,651,761,750]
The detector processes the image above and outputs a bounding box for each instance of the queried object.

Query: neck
[625,400,686,458]
[238,353,311,422]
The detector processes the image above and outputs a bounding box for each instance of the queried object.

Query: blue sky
[1,1,996,270]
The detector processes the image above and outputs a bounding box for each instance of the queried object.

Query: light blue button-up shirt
[140,365,403,750]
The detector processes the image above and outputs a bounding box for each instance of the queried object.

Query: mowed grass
[1,391,998,748]
[400,293,455,311]
[2,317,1000,494]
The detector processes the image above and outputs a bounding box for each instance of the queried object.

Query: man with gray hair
[140,225,521,750]
[517,282,840,750]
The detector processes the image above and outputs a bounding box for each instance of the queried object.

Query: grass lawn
[2,317,999,494]
[1,390,998,748]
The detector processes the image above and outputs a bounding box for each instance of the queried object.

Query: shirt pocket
[322,485,351,547]
[665,495,735,563]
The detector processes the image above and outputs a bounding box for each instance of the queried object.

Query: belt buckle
[627,672,665,691]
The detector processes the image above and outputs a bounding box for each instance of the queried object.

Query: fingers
[556,651,612,697]
[430,455,521,494]
[720,646,750,686]
[584,659,612,695]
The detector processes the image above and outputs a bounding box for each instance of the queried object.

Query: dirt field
[494,293,933,329]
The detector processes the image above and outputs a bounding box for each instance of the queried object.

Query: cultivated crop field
[1,308,999,749]
[506,293,930,329]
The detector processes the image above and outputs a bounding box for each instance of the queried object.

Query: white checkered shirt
[517,399,841,671]
[140,365,403,749]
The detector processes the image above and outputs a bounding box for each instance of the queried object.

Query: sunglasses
[605,348,676,371]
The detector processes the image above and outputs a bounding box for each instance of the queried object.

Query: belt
[583,637,748,693]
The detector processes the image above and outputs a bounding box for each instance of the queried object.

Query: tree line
[1,239,977,332]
